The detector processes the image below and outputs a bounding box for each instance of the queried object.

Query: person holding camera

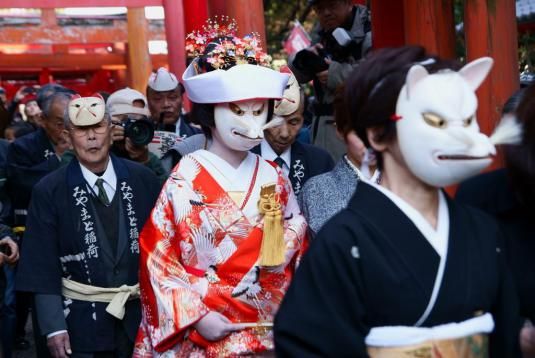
[289,0,371,161]
[107,88,168,184]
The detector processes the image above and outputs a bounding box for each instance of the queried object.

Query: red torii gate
[0,0,265,93]
[0,0,518,140]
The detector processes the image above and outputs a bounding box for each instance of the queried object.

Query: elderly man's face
[66,119,112,172]
[313,0,353,31]
[42,97,68,145]
[265,111,304,155]
[147,87,182,126]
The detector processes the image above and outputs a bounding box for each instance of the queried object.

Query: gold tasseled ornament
[258,183,285,266]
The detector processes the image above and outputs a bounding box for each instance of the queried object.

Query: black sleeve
[35,294,67,336]
[489,234,522,358]
[6,143,60,206]
[274,214,369,357]
[15,183,63,294]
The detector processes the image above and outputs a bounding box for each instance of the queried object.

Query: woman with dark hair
[457,86,535,356]
[274,46,520,357]
[135,19,307,357]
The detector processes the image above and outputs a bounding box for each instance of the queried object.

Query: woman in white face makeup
[274,46,521,357]
[134,21,307,358]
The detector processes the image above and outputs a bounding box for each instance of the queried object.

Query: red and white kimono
[134,150,307,357]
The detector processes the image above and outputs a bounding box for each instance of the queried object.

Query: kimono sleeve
[138,176,209,353]
[489,233,522,357]
[15,182,62,294]
[274,212,369,357]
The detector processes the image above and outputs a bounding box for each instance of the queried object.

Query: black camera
[119,117,155,146]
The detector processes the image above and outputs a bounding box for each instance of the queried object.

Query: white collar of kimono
[369,182,449,258]
[79,157,117,199]
[193,150,257,191]
[261,139,291,172]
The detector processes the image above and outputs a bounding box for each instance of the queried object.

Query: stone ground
[13,319,35,358]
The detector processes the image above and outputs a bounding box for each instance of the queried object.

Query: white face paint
[213,99,269,151]
[395,57,496,187]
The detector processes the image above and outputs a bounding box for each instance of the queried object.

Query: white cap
[107,87,150,117]
[274,71,300,116]
[182,62,289,104]
[148,67,179,92]
[68,95,106,126]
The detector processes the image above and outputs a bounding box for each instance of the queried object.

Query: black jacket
[252,141,334,195]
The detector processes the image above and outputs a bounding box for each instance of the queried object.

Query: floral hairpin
[185,16,271,70]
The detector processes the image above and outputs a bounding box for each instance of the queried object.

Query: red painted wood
[207,0,226,17]
[0,0,162,7]
[0,22,165,44]
[403,0,455,58]
[163,0,186,81]
[464,0,519,170]
[225,0,266,47]
[370,0,405,49]
[465,0,519,134]
[183,0,209,34]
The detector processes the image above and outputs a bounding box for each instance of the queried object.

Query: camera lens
[124,119,154,146]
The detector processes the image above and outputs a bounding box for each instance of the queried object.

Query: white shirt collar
[369,182,450,257]
[260,139,291,172]
[79,157,117,194]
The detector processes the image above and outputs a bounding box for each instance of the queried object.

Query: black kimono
[274,182,520,357]
[457,169,535,323]
[16,155,160,353]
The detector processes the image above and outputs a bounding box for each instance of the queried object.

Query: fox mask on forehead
[395,57,497,187]
[68,94,106,126]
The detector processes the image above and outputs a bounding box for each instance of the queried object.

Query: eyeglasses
[69,121,110,137]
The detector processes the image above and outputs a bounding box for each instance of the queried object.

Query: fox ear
[405,65,429,99]
[459,57,494,90]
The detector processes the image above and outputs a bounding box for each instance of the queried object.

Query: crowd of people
[0,0,533,357]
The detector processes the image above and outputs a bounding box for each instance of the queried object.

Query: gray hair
[41,92,72,120]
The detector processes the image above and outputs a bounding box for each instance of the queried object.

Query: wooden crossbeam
[0,53,167,70]
[0,23,165,44]
[0,0,161,7]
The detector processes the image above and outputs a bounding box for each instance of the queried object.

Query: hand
[124,138,149,163]
[194,311,242,341]
[521,325,535,357]
[111,123,125,143]
[47,332,72,358]
[0,237,19,266]
[14,87,28,102]
[306,43,324,56]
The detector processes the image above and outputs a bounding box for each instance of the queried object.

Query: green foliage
[263,0,316,59]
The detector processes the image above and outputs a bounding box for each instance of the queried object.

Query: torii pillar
[127,8,152,92]
[226,0,267,45]
[162,0,186,79]
[465,0,519,136]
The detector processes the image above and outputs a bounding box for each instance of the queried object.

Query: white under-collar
[193,150,257,192]
[369,182,449,257]
[79,157,117,200]
[260,139,291,173]
[344,155,380,183]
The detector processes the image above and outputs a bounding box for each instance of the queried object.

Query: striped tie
[95,178,110,206]
[274,157,285,169]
